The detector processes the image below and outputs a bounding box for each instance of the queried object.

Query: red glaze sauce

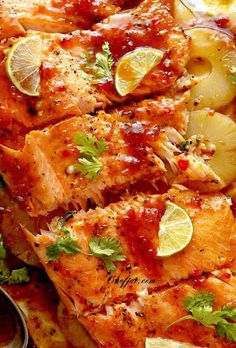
[52,0,100,21]
[178,159,189,171]
[120,122,159,174]
[215,16,230,28]
[119,199,166,278]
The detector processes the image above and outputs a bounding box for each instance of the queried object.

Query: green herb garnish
[57,210,74,234]
[167,291,236,342]
[46,235,82,262]
[0,235,6,259]
[89,236,126,272]
[74,132,108,158]
[95,42,114,80]
[73,156,103,181]
[0,235,30,284]
[179,140,189,152]
[229,66,236,83]
[68,132,108,181]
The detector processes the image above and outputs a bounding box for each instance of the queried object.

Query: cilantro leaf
[46,235,82,262]
[68,132,108,181]
[220,305,236,321]
[230,66,236,83]
[57,210,74,234]
[95,42,114,80]
[0,235,6,259]
[0,235,30,284]
[167,292,236,342]
[8,268,30,285]
[73,156,102,181]
[184,292,215,312]
[0,259,10,278]
[89,236,126,272]
[217,320,236,341]
[74,132,108,158]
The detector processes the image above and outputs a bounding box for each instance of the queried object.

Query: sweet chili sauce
[119,199,166,278]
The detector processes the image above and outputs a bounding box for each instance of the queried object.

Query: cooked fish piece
[0,188,40,266]
[109,92,189,135]
[0,0,190,134]
[0,113,167,216]
[24,188,236,315]
[0,0,125,37]
[80,272,236,348]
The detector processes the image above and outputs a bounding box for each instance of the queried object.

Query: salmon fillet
[0,0,126,37]
[109,92,189,135]
[0,112,167,215]
[80,271,236,348]
[0,0,190,134]
[23,188,236,316]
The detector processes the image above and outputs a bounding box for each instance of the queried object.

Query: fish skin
[23,188,236,317]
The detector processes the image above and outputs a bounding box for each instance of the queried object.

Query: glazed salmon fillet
[0,0,190,135]
[80,271,236,348]
[0,0,126,37]
[0,112,168,216]
[24,188,236,316]
[109,92,189,134]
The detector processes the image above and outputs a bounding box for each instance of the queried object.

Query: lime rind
[157,201,193,258]
[115,48,164,97]
[145,337,200,348]
[6,35,42,97]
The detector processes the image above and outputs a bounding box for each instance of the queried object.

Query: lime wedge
[157,202,193,257]
[115,48,164,97]
[6,36,42,96]
[145,338,200,348]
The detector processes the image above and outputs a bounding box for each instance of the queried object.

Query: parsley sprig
[95,42,114,80]
[0,235,30,285]
[167,291,236,342]
[89,237,126,272]
[67,131,108,181]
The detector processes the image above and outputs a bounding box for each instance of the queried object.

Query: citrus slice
[157,201,193,257]
[115,48,164,96]
[6,36,42,96]
[145,338,200,348]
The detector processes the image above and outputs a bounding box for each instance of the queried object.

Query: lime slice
[115,48,164,97]
[157,201,193,257]
[145,338,200,348]
[6,36,42,96]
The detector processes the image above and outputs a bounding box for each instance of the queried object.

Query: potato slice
[186,27,236,110]
[186,110,236,188]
